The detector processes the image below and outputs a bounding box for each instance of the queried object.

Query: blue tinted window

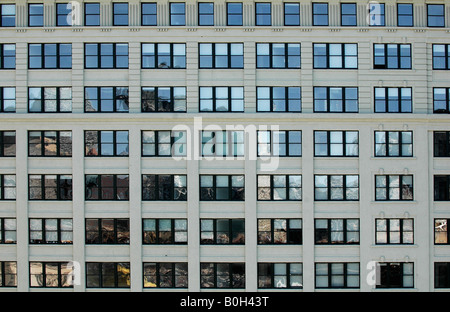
[341,3,356,26]
[428,4,445,27]
[85,3,100,26]
[170,3,185,25]
[1,4,15,27]
[369,3,385,26]
[397,4,413,27]
[227,3,243,26]
[284,3,299,26]
[199,3,214,26]
[29,4,44,27]
[57,3,72,26]
[313,3,328,26]
[113,3,128,26]
[142,3,157,26]
[256,3,271,26]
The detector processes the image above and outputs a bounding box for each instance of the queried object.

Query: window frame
[0,261,17,287]
[435,262,450,288]
[314,219,360,245]
[169,2,186,26]
[201,130,245,157]
[0,44,16,69]
[0,131,16,157]
[257,174,302,201]
[340,3,357,26]
[0,218,16,244]
[29,218,73,244]
[368,2,385,27]
[314,174,360,201]
[258,263,303,289]
[200,262,245,289]
[375,218,414,245]
[199,175,245,201]
[84,86,129,113]
[432,44,450,70]
[85,218,130,244]
[397,3,413,27]
[434,131,450,157]
[143,262,188,288]
[255,2,271,26]
[112,2,129,26]
[56,3,72,27]
[29,262,74,288]
[141,86,187,112]
[198,2,214,26]
[435,219,450,244]
[28,43,72,69]
[374,131,413,157]
[257,218,302,245]
[85,174,129,201]
[376,262,414,289]
[374,87,412,113]
[28,130,72,157]
[28,174,72,201]
[86,262,130,288]
[141,130,187,157]
[315,262,360,289]
[141,43,186,69]
[313,130,359,157]
[84,43,129,69]
[434,175,450,201]
[256,86,302,112]
[427,4,445,28]
[141,2,157,26]
[28,87,72,113]
[28,3,44,27]
[375,174,414,201]
[313,43,358,69]
[312,2,328,26]
[226,2,243,26]
[373,43,412,69]
[142,219,188,244]
[257,130,302,157]
[0,87,15,113]
[198,43,244,69]
[142,174,187,201]
[256,43,301,69]
[0,174,16,201]
[199,86,244,112]
[84,130,129,157]
[0,4,15,27]
[200,218,245,245]
[284,3,300,26]
[84,3,100,26]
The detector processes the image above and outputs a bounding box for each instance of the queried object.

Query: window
[0,175,15,200]
[141,3,157,26]
[314,131,359,157]
[313,87,358,113]
[397,3,413,27]
[0,87,15,112]
[198,2,214,26]
[0,262,16,287]
[29,218,73,244]
[435,262,450,288]
[368,2,385,26]
[256,87,301,112]
[56,3,72,26]
[376,219,414,245]
[0,131,15,157]
[434,131,450,157]
[428,4,445,27]
[142,174,187,201]
[170,2,185,26]
[258,263,303,289]
[0,4,15,27]
[29,4,44,27]
[85,219,130,244]
[284,3,300,26]
[313,43,358,69]
[435,176,450,201]
[142,130,187,157]
[199,43,243,69]
[315,219,359,244]
[434,88,450,113]
[256,43,301,69]
[200,263,245,288]
[227,3,243,26]
[314,175,359,201]
[374,44,411,69]
[201,131,244,157]
[85,3,100,26]
[141,87,186,112]
[312,3,328,26]
[28,175,72,201]
[85,43,128,69]
[433,44,450,70]
[341,3,356,26]
[84,87,129,113]
[0,218,16,243]
[374,87,412,113]
[30,262,73,288]
[257,175,302,201]
[257,219,302,244]
[86,262,130,288]
[200,219,245,244]
[377,262,414,288]
[143,219,187,244]
[375,175,413,201]
[28,87,72,113]
[0,44,16,69]
[200,175,245,201]
[315,263,360,289]
[255,3,271,26]
[85,130,129,157]
[199,87,244,112]
[113,3,128,26]
[28,43,72,69]
[142,43,186,69]
[435,219,449,244]
[375,131,413,157]
[28,131,72,157]
[257,130,302,156]
[143,263,188,288]
[85,174,129,201]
